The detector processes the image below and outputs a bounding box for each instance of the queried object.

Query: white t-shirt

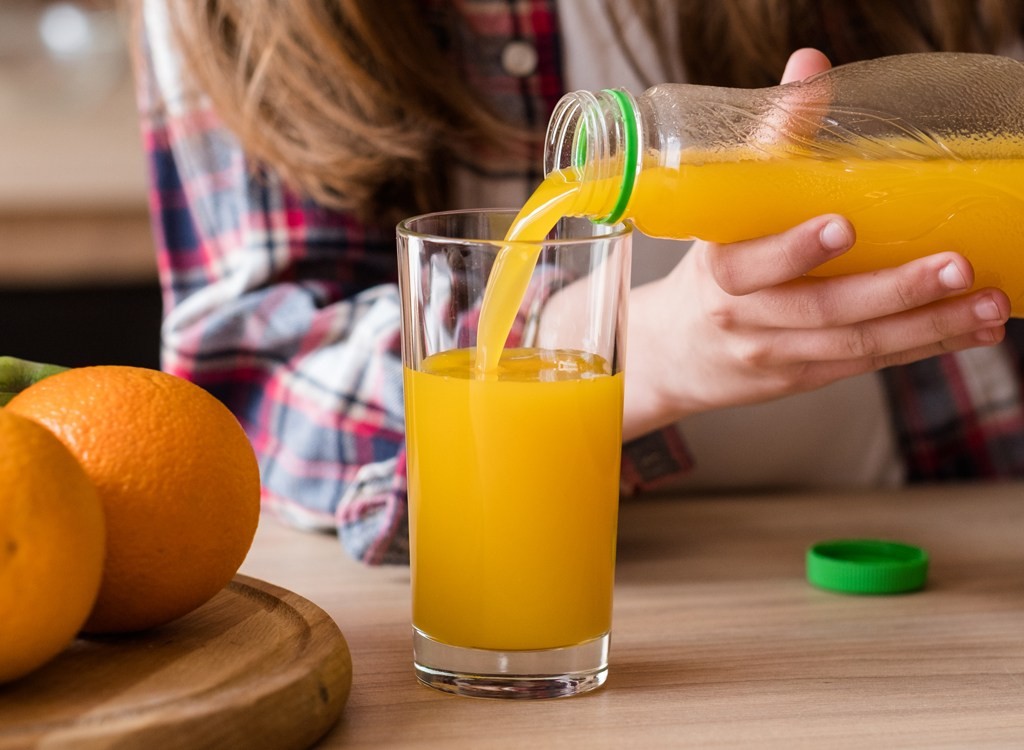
[457,1,908,492]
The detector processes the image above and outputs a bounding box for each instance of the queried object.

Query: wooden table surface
[239,482,1024,749]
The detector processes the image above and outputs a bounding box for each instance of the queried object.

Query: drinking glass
[397,209,631,699]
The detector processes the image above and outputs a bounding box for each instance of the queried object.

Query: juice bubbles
[405,348,622,650]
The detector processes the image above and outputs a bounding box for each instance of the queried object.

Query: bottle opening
[544,88,641,225]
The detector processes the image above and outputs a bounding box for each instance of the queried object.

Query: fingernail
[975,328,1000,344]
[939,261,969,291]
[820,220,852,253]
[975,295,1004,321]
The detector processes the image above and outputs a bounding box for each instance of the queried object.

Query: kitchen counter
[240,481,1024,748]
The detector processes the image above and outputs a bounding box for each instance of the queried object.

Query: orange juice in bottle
[478,51,1024,355]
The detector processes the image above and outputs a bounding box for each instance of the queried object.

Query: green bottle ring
[595,89,638,225]
[573,119,589,171]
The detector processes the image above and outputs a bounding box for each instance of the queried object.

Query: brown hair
[670,0,1024,89]
[157,1,530,226]
[148,1,1023,226]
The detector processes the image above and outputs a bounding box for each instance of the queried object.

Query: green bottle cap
[806,539,929,595]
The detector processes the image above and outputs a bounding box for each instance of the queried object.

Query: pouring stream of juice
[474,170,585,375]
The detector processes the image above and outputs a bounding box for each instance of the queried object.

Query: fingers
[706,214,854,296]
[703,212,1003,333]
[704,288,1009,406]
[723,251,981,329]
[794,319,1007,393]
[758,48,833,150]
[869,320,1007,366]
[766,287,1009,363]
[804,254,980,327]
[780,48,832,84]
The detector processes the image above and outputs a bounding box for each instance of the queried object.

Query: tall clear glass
[397,209,632,699]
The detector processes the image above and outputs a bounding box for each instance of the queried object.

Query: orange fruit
[7,366,261,634]
[0,409,105,683]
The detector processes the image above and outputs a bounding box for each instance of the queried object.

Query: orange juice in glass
[398,209,631,699]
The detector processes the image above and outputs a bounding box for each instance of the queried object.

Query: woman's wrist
[621,275,701,440]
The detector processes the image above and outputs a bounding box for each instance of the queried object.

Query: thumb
[781,48,832,84]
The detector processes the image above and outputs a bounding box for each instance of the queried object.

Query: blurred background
[0,0,160,369]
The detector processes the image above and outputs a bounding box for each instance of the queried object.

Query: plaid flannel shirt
[136,0,1024,565]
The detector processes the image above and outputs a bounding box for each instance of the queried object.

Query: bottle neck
[544,88,641,225]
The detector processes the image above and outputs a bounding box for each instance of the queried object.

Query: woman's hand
[621,49,1012,441]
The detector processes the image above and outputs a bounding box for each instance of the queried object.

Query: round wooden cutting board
[0,575,352,750]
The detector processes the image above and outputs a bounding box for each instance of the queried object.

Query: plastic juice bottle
[405,347,622,651]
[491,51,1024,342]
